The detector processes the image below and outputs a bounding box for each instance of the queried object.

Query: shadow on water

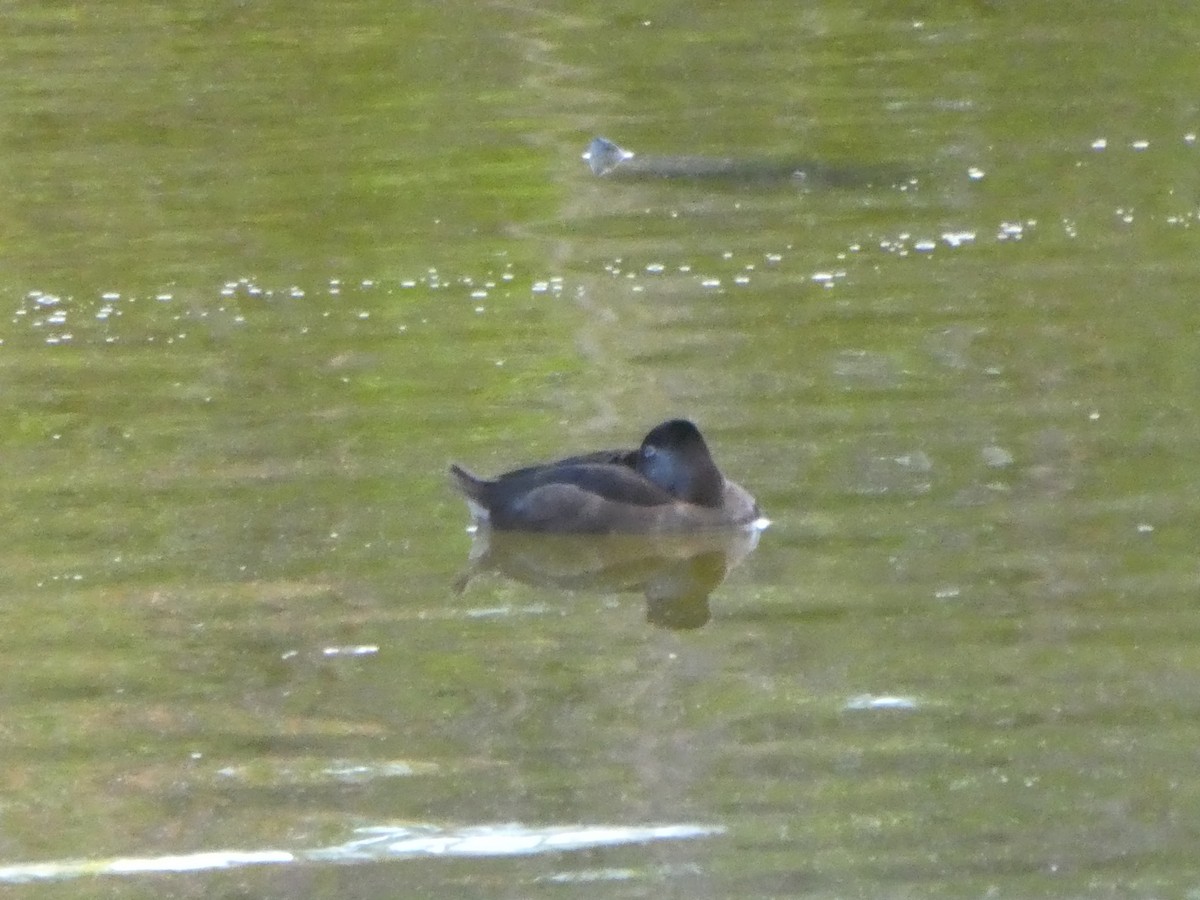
[454,528,764,629]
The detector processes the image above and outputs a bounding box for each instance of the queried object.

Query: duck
[449,419,762,534]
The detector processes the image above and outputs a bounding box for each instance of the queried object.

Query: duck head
[635,419,725,508]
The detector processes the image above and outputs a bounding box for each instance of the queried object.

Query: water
[4,1,1200,897]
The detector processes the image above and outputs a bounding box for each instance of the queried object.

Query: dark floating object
[582,136,909,188]
[449,419,764,534]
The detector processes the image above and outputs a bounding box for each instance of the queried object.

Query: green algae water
[3,1,1200,896]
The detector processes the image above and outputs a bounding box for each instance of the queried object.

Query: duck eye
[642,445,657,460]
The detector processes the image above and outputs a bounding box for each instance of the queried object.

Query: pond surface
[4,1,1200,897]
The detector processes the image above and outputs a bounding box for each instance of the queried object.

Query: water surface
[4,1,1200,897]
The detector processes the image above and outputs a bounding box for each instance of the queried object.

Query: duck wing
[450,461,675,533]
[448,452,641,509]
[494,448,636,481]
[491,462,673,507]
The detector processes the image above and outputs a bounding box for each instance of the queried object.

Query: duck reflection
[454,528,762,630]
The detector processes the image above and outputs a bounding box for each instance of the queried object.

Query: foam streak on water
[0,822,724,884]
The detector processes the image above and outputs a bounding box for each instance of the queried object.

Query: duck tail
[448,463,488,502]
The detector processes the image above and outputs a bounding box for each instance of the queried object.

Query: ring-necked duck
[449,419,762,533]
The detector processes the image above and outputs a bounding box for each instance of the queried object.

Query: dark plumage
[449,419,761,534]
